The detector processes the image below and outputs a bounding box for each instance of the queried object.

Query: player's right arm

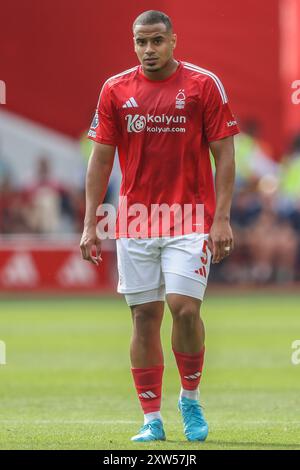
[81,79,119,265]
[80,142,115,265]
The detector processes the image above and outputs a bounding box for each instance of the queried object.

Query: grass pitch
[0,293,299,450]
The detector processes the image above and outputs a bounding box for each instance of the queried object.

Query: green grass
[0,294,300,450]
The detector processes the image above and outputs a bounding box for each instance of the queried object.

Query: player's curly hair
[132,10,173,32]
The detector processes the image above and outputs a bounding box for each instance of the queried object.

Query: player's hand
[208,219,234,264]
[80,225,102,266]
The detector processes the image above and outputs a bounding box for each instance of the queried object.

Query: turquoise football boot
[131,419,166,442]
[178,396,209,441]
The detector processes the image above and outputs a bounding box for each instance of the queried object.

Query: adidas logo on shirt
[122,97,138,108]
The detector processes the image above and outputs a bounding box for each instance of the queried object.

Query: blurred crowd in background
[1,123,300,285]
[0,156,86,236]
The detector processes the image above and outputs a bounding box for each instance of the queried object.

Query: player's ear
[133,37,137,53]
[171,33,177,50]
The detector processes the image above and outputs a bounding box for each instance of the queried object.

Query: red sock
[173,347,205,390]
[131,365,164,414]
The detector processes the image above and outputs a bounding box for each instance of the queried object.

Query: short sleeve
[203,76,239,142]
[87,82,119,146]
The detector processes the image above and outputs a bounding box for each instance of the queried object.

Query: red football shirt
[88,61,239,238]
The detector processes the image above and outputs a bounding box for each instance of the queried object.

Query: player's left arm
[208,135,235,264]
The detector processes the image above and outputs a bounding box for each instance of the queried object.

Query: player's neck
[142,59,179,81]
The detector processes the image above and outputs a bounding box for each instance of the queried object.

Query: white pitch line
[0,419,139,425]
[1,420,300,426]
[212,421,300,426]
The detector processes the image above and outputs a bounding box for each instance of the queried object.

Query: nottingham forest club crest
[175,89,185,109]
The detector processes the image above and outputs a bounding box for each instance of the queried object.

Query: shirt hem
[115,229,211,239]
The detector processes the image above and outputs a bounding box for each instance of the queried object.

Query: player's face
[133,23,177,73]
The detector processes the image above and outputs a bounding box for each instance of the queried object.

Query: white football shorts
[116,233,211,306]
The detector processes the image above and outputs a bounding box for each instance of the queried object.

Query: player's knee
[172,304,200,327]
[132,310,160,347]
[132,306,161,332]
